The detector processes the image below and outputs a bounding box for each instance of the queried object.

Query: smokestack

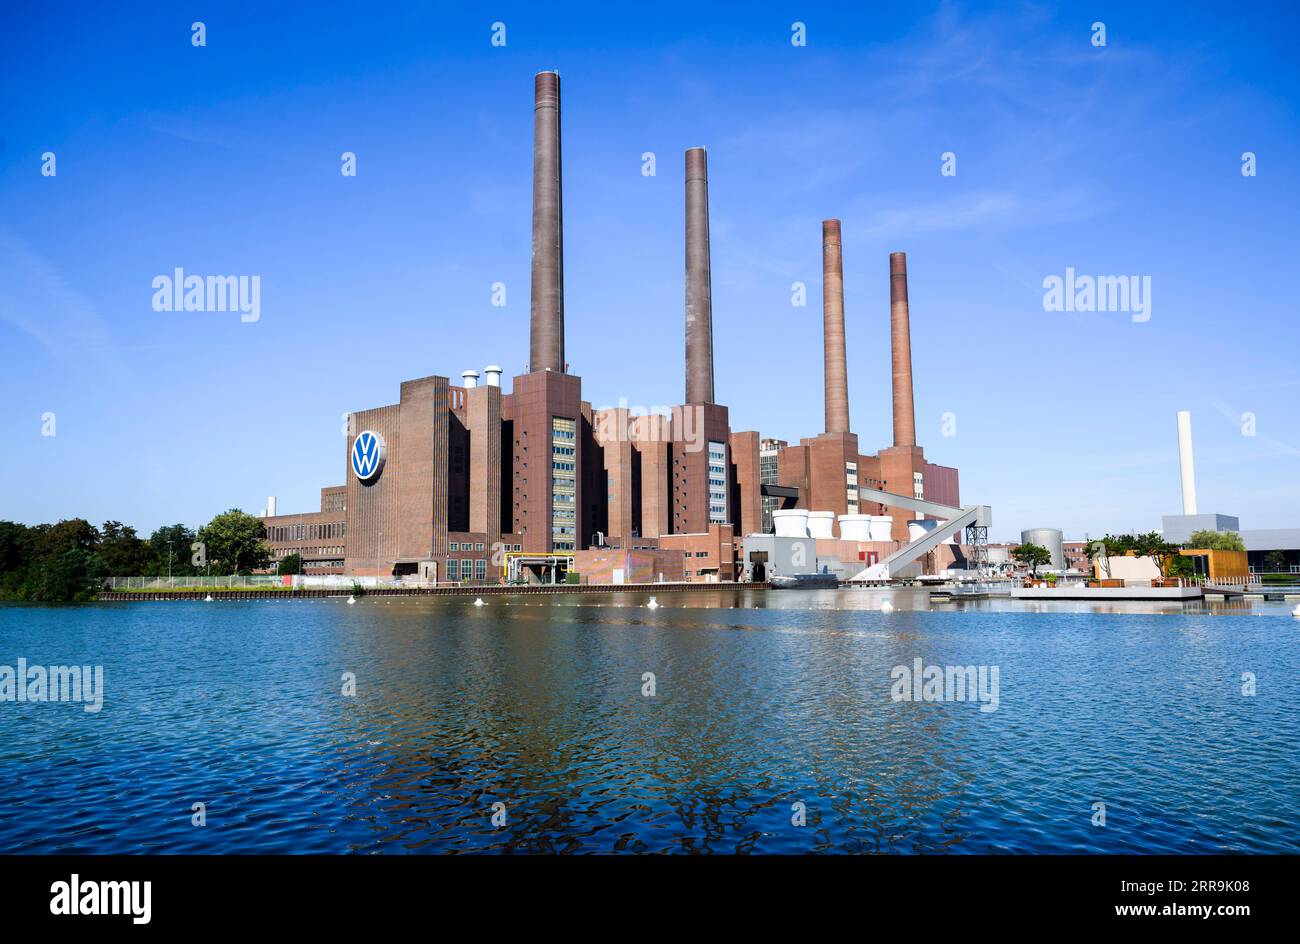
[889,251,916,447]
[461,370,479,389]
[267,495,276,517]
[529,71,564,373]
[483,365,502,387]
[684,147,714,404]
[822,220,850,433]
[1177,410,1198,514]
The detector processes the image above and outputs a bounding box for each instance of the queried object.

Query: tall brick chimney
[889,251,916,447]
[530,71,564,373]
[684,147,714,404]
[823,220,850,434]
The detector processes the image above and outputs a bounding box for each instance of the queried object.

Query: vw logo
[351,430,387,482]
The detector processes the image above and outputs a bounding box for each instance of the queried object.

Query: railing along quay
[99,581,768,601]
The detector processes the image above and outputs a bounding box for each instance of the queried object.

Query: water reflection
[0,592,1296,854]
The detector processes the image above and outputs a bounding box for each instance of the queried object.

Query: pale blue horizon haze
[1,1,1297,543]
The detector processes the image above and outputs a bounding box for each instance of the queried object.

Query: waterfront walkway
[99,581,766,601]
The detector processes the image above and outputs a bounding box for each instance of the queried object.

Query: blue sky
[1,1,1296,542]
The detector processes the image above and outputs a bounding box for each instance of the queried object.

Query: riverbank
[98,580,766,601]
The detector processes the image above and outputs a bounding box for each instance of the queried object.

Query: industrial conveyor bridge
[847,486,993,582]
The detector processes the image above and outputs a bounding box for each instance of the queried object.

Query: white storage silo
[807,511,835,538]
[1020,528,1066,570]
[837,514,872,541]
[868,515,895,541]
[908,519,936,542]
[909,518,957,544]
[772,509,809,538]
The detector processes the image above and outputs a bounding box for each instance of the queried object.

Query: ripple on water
[0,597,1297,853]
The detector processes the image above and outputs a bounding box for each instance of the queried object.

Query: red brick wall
[511,370,583,553]
[923,461,960,509]
[669,402,730,536]
[878,444,926,541]
[729,430,761,537]
[571,548,684,584]
[344,403,401,575]
[659,524,735,581]
[260,509,347,573]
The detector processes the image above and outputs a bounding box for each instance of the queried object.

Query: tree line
[0,510,286,602]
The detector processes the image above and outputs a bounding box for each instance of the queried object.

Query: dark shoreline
[97,581,768,601]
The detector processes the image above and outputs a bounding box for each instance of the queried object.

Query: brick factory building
[261,487,347,574]
[258,72,960,585]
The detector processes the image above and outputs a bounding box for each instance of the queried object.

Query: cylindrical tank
[772,509,809,538]
[909,518,958,544]
[807,511,834,539]
[908,519,938,542]
[868,515,894,541]
[838,514,872,541]
[1020,528,1066,570]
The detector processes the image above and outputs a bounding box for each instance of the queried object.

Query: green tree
[33,518,100,558]
[23,519,107,601]
[1101,533,1138,556]
[38,548,107,601]
[0,521,35,599]
[1264,550,1288,573]
[99,520,159,576]
[1012,542,1052,576]
[1093,532,1184,577]
[1167,553,1194,578]
[1185,530,1246,552]
[277,552,303,576]
[197,509,271,575]
[149,524,199,577]
[0,521,32,570]
[1130,531,1181,577]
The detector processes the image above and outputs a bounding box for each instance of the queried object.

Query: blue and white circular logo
[351,430,387,482]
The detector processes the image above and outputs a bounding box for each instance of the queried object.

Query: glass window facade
[759,444,780,533]
[551,417,577,550]
[708,440,728,524]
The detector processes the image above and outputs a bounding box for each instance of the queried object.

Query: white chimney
[483,365,503,387]
[267,495,277,517]
[461,370,479,389]
[1176,411,1197,515]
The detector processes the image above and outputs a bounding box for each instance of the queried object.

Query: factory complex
[254,71,981,586]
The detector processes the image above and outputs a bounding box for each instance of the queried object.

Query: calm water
[1,590,1297,854]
